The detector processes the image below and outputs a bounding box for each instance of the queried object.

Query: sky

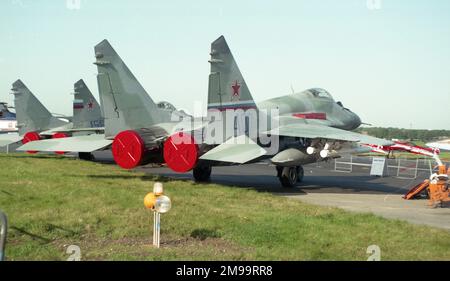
[0,0,449,129]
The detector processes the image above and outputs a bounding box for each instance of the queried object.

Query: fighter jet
[180,36,391,186]
[0,102,17,133]
[1,79,104,156]
[17,40,191,159]
[19,37,391,187]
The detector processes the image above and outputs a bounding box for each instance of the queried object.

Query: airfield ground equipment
[403,155,450,208]
[144,182,172,248]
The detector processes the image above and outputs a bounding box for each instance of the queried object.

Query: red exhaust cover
[52,133,69,155]
[22,131,41,154]
[112,130,146,169]
[163,132,198,173]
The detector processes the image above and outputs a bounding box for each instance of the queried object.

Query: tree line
[354,127,450,142]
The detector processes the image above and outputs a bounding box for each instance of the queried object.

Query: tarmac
[131,155,450,231]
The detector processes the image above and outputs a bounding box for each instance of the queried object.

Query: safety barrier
[333,156,439,179]
[334,155,354,173]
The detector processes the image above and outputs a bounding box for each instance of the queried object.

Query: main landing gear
[193,165,212,182]
[78,152,95,161]
[276,165,304,188]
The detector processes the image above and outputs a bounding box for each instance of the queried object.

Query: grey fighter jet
[19,37,390,187]
[1,79,103,153]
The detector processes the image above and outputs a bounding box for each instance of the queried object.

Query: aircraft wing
[265,123,393,146]
[50,127,105,133]
[39,122,104,136]
[427,141,450,151]
[17,134,112,153]
[39,123,74,136]
[200,135,267,163]
[0,133,21,147]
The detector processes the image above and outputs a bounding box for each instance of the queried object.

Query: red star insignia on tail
[87,99,94,111]
[231,80,240,100]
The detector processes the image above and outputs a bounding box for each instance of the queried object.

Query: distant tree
[353,127,450,142]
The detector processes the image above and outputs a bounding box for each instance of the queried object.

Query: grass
[0,153,449,261]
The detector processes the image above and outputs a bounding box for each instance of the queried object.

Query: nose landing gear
[277,165,304,188]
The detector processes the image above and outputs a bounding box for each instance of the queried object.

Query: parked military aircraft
[363,140,441,157]
[17,40,191,160]
[19,37,391,187]
[0,102,17,133]
[1,79,103,156]
[427,139,450,151]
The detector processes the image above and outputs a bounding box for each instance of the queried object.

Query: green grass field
[0,153,449,261]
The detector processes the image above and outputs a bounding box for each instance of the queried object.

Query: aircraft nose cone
[353,114,362,129]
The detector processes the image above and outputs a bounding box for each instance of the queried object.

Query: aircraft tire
[193,165,212,182]
[297,165,304,183]
[78,152,95,161]
[279,166,298,188]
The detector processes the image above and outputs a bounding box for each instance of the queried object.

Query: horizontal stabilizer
[17,134,112,153]
[266,124,393,146]
[0,133,21,147]
[200,135,267,163]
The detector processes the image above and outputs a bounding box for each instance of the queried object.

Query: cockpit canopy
[157,101,177,111]
[308,88,334,101]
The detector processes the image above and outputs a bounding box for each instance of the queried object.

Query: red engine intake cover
[163,132,198,173]
[52,133,69,155]
[22,131,41,154]
[112,130,146,169]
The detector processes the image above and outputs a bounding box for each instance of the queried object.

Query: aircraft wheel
[276,166,283,177]
[78,152,95,161]
[193,165,212,182]
[279,166,298,188]
[297,165,304,183]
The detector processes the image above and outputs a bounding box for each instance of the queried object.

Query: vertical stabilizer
[72,79,104,129]
[207,36,257,113]
[11,80,66,136]
[94,40,167,138]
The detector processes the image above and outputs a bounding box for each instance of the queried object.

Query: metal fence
[334,155,354,173]
[333,156,442,179]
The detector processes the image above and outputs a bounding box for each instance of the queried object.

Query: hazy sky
[1,0,449,129]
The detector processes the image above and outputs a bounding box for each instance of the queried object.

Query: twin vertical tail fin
[11,79,66,136]
[94,40,163,138]
[72,79,104,129]
[207,36,257,114]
